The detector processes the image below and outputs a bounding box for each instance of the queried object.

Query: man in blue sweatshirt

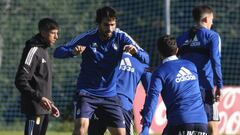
[177,5,223,135]
[88,52,152,135]
[53,6,149,135]
[140,35,207,135]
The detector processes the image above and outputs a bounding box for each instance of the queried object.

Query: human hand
[51,103,60,118]
[123,45,138,55]
[215,88,221,102]
[39,97,52,111]
[73,45,86,55]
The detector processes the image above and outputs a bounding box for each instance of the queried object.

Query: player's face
[98,17,116,40]
[206,13,214,29]
[42,29,59,45]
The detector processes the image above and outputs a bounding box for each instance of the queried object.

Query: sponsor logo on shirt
[178,130,207,135]
[119,57,135,72]
[41,58,46,63]
[175,67,196,83]
[183,36,200,47]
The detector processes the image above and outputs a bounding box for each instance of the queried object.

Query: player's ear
[202,16,208,23]
[40,30,47,38]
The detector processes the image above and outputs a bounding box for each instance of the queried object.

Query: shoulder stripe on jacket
[218,35,221,53]
[116,28,143,50]
[65,28,97,46]
[25,47,38,66]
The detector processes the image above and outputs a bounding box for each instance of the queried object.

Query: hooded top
[15,33,52,115]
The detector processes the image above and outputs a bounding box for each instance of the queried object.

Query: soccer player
[53,6,149,135]
[140,35,208,135]
[15,18,60,135]
[88,52,152,135]
[177,5,223,135]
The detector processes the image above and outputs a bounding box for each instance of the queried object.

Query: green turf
[0,131,71,135]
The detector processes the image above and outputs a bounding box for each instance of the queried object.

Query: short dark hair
[157,35,178,57]
[96,6,117,24]
[38,18,59,32]
[192,5,214,23]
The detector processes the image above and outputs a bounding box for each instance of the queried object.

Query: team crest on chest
[91,43,98,48]
[91,43,98,52]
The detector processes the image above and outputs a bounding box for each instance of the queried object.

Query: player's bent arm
[120,30,150,64]
[15,49,42,102]
[53,45,75,58]
[123,44,150,64]
[133,50,150,65]
[141,70,152,94]
[54,33,88,58]
[141,72,162,127]
[210,33,223,89]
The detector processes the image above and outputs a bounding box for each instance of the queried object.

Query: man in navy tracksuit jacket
[53,6,149,135]
[177,5,223,135]
[140,35,207,135]
[88,52,152,135]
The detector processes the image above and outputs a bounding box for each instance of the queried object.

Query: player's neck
[198,23,210,29]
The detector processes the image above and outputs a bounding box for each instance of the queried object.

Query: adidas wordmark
[175,67,196,83]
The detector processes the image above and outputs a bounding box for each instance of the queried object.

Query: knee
[208,122,219,135]
[72,118,89,135]
[108,127,126,135]
[72,126,87,135]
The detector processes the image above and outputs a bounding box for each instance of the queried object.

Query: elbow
[145,56,150,65]
[14,76,21,90]
[142,53,150,64]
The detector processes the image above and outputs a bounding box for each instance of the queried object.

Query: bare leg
[108,127,125,135]
[72,118,89,135]
[208,121,219,135]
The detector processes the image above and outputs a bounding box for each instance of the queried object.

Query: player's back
[177,27,221,90]
[117,52,149,110]
[156,59,207,125]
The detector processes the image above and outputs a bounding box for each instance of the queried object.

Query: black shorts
[88,108,133,135]
[162,123,208,135]
[73,93,125,128]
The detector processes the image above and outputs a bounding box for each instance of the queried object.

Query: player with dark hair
[88,52,152,135]
[177,4,223,135]
[53,6,149,135]
[15,18,60,135]
[140,35,208,135]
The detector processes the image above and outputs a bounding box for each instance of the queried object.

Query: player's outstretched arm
[123,44,150,64]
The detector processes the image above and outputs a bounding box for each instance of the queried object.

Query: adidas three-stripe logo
[25,47,38,66]
[175,67,196,83]
[119,57,135,72]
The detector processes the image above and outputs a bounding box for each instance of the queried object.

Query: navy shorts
[73,93,125,128]
[201,88,220,121]
[162,123,208,135]
[88,109,133,135]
